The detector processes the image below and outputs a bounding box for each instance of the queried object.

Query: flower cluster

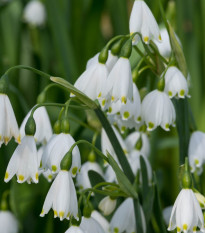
[0,1,204,233]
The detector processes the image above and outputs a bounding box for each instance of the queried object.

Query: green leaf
[50,76,98,109]
[133,198,145,233]
[107,152,138,199]
[94,108,135,183]
[173,98,190,165]
[168,23,188,77]
[140,156,155,225]
[152,173,167,233]
[88,170,105,204]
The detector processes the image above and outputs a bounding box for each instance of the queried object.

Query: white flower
[91,211,110,233]
[98,196,117,216]
[40,170,78,220]
[110,198,146,233]
[20,106,52,145]
[24,0,46,26]
[141,90,176,131]
[76,161,103,190]
[80,216,105,233]
[108,83,141,122]
[73,62,108,100]
[188,131,205,175]
[0,211,18,233]
[65,226,85,233]
[129,0,161,44]
[164,66,189,98]
[4,135,39,184]
[0,94,20,147]
[86,51,118,73]
[42,133,81,176]
[168,189,204,233]
[125,131,150,156]
[163,206,173,226]
[104,57,133,104]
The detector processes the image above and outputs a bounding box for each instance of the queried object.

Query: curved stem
[4,65,50,80]
[30,103,66,117]
[68,140,108,162]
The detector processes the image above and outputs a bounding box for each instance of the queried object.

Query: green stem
[94,108,135,183]
[4,65,50,80]
[68,140,108,162]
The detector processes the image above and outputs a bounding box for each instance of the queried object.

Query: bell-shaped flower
[163,206,173,226]
[188,131,205,175]
[20,106,52,145]
[23,0,46,26]
[104,164,117,183]
[153,28,182,58]
[168,189,204,233]
[129,0,161,44]
[40,170,78,220]
[86,51,118,73]
[65,226,85,233]
[73,62,108,100]
[4,135,39,184]
[0,210,18,233]
[76,161,103,190]
[141,90,176,131]
[110,198,146,233]
[104,57,133,104]
[125,131,150,156]
[0,94,20,147]
[91,211,110,233]
[42,133,81,177]
[98,196,117,216]
[164,66,189,98]
[80,216,105,233]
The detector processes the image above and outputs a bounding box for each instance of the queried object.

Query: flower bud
[98,48,108,64]
[111,37,126,56]
[25,116,36,136]
[83,204,92,218]
[98,196,117,216]
[61,118,70,133]
[181,157,192,189]
[157,76,165,91]
[60,151,73,171]
[120,39,132,58]
[53,120,61,134]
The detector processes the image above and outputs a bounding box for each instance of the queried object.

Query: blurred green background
[0,0,205,232]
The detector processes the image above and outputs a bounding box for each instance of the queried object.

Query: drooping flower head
[4,116,39,184]
[40,170,78,220]
[24,0,46,26]
[188,131,205,175]
[129,0,161,44]
[168,189,204,233]
[141,90,176,131]
[0,94,20,147]
[164,66,189,99]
